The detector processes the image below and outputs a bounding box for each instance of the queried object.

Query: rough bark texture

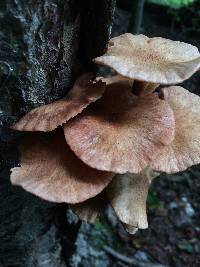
[0,0,116,266]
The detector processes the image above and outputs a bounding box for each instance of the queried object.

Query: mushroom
[107,168,159,231]
[64,78,175,174]
[12,73,106,132]
[70,192,107,223]
[10,32,200,235]
[94,33,200,95]
[11,131,114,203]
[151,86,200,173]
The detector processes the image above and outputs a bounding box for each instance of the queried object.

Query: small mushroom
[64,79,175,173]
[12,73,106,132]
[94,33,200,95]
[151,86,200,173]
[70,192,107,223]
[11,131,114,203]
[107,168,159,230]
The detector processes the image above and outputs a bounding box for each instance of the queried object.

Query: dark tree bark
[0,1,116,266]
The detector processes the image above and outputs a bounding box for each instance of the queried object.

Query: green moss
[148,190,165,210]
[147,0,196,8]
[90,218,121,251]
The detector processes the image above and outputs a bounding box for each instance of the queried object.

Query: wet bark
[0,0,116,266]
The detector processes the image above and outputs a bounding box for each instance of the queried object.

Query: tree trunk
[0,1,116,266]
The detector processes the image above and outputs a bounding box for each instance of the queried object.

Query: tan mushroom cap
[94,33,200,84]
[12,73,106,132]
[70,193,107,223]
[151,86,200,173]
[64,81,175,174]
[107,169,158,229]
[11,131,114,203]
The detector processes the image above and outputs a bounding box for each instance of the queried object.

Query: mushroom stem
[70,192,107,223]
[132,80,159,96]
[107,168,160,230]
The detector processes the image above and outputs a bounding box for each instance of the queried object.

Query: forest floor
[70,4,200,267]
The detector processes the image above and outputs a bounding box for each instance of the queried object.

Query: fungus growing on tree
[10,33,200,234]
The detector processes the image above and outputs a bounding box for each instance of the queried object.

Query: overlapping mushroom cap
[12,73,106,132]
[151,86,200,173]
[94,33,200,84]
[64,78,175,173]
[11,132,114,203]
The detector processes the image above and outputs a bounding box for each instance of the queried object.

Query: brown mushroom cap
[10,131,114,203]
[12,73,106,132]
[64,81,175,174]
[70,192,107,223]
[94,33,200,84]
[107,170,157,229]
[151,86,200,173]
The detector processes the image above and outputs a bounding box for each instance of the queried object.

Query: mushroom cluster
[11,33,200,234]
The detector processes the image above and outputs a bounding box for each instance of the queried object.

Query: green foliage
[168,0,200,35]
[147,190,164,209]
[91,219,121,250]
[148,0,196,8]
[148,0,200,39]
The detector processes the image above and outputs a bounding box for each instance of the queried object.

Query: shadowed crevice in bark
[78,0,116,70]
